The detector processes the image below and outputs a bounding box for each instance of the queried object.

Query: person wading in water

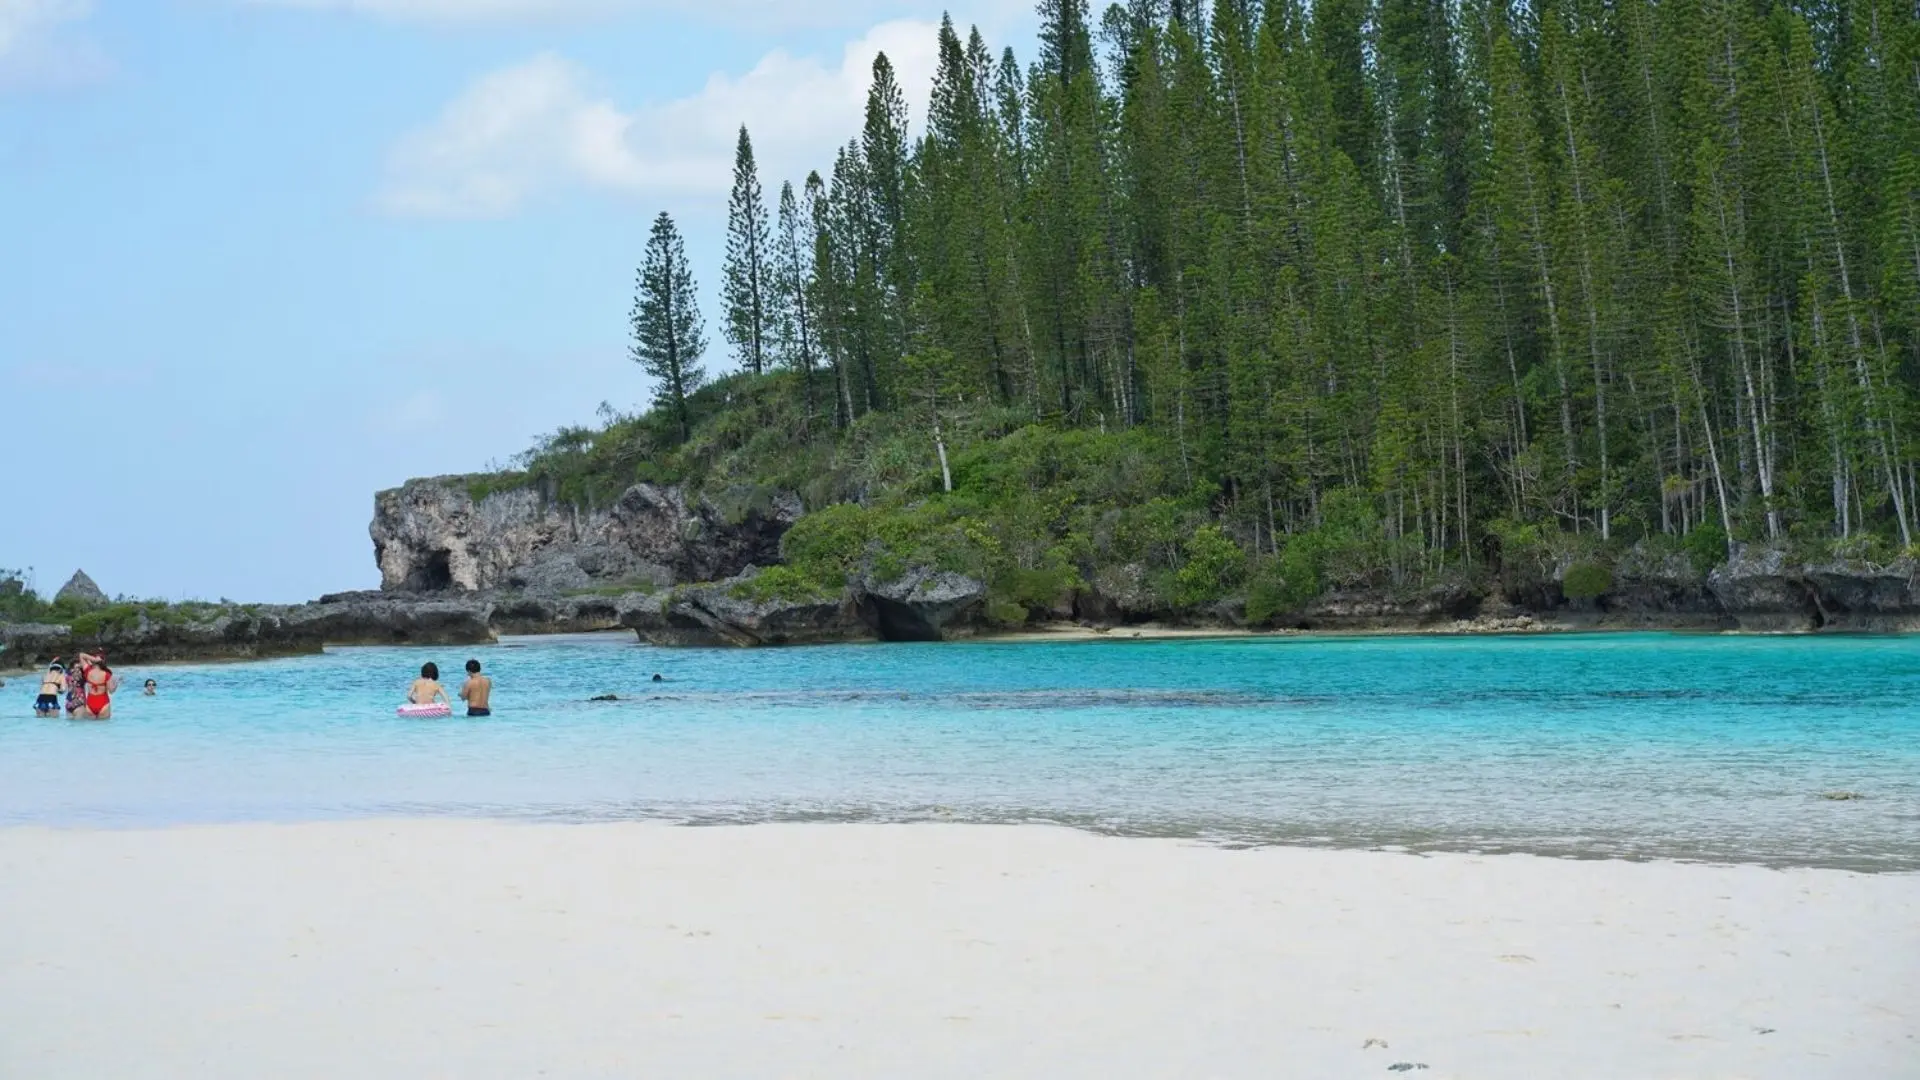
[34,663,66,716]
[458,659,492,717]
[73,652,119,719]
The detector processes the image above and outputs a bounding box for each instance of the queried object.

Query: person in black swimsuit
[34,663,65,716]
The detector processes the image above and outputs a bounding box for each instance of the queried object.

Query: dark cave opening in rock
[409,549,454,592]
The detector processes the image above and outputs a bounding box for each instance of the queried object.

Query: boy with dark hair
[35,663,65,716]
[459,659,492,717]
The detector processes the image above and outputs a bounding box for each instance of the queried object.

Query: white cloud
[379,19,941,218]
[245,0,1004,31]
[0,0,108,89]
[0,0,80,52]
[387,388,448,427]
[246,0,621,19]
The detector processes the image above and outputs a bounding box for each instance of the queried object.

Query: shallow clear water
[4,633,1917,869]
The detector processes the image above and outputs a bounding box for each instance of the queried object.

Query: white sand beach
[1,822,1914,1079]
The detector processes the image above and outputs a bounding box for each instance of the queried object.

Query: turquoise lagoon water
[4,633,1917,870]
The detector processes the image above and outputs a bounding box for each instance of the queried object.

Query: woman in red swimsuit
[74,652,119,719]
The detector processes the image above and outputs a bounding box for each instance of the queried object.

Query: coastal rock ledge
[0,592,496,668]
[372,477,800,594]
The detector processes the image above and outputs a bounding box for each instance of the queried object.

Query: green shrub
[564,579,660,598]
[1829,532,1896,565]
[1486,515,1552,580]
[985,598,1029,626]
[1244,543,1323,624]
[1308,490,1384,588]
[1682,523,1728,577]
[0,571,48,623]
[1243,577,1289,626]
[780,504,875,589]
[1172,525,1246,609]
[994,562,1083,614]
[463,471,530,503]
[1112,497,1194,568]
[708,484,776,527]
[67,604,144,639]
[1561,561,1614,601]
[731,566,833,604]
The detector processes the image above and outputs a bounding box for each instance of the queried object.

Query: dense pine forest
[513,0,1920,619]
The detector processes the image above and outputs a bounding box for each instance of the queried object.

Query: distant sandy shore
[1,822,1912,1079]
[974,618,1577,643]
[974,621,1266,643]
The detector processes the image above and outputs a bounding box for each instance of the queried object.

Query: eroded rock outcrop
[54,570,107,608]
[853,567,988,641]
[606,567,991,647]
[1709,549,1920,631]
[1075,563,1159,625]
[617,576,867,647]
[1286,583,1485,631]
[371,478,801,594]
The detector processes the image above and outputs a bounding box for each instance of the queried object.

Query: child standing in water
[407,663,451,707]
[34,663,65,716]
[459,659,492,717]
[64,658,86,716]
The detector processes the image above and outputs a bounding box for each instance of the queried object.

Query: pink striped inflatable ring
[396,703,452,718]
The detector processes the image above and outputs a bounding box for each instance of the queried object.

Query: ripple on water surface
[3,633,1916,870]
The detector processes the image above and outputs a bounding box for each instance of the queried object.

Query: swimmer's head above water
[420,662,440,681]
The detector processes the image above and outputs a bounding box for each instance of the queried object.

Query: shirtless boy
[459,659,492,717]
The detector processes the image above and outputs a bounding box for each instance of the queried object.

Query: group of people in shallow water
[400,660,666,715]
[32,654,156,719]
[408,660,492,717]
[24,652,663,720]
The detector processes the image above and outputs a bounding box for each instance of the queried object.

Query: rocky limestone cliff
[371,478,802,593]
[1708,549,1920,631]
[8,544,1916,669]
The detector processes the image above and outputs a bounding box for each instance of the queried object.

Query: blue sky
[1,0,1036,602]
